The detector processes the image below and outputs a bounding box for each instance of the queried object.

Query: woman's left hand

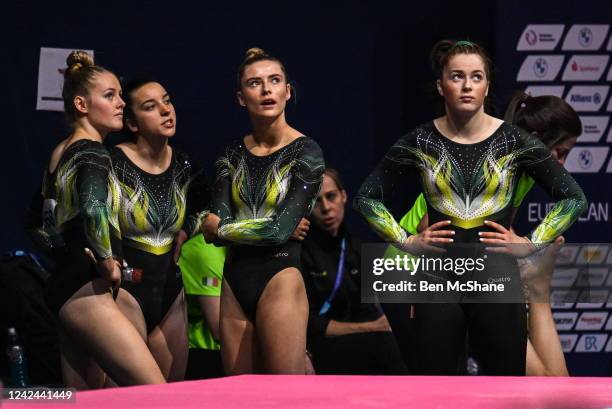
[478,220,536,257]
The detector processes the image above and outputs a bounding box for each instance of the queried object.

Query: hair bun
[245,47,266,60]
[65,50,94,75]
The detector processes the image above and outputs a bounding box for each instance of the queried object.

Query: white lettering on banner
[577,116,609,143]
[565,86,609,112]
[576,312,609,331]
[36,47,95,112]
[561,55,609,81]
[559,334,578,352]
[575,334,608,352]
[517,55,565,82]
[528,202,609,222]
[551,268,579,288]
[517,25,565,51]
[564,146,609,172]
[562,25,609,51]
[524,85,565,98]
[553,312,578,330]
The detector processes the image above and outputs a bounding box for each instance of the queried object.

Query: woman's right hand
[290,218,310,241]
[402,220,455,254]
[85,248,121,292]
[202,213,221,243]
[98,257,122,291]
[366,315,392,332]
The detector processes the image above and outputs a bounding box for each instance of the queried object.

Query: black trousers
[185,349,224,380]
[309,331,409,375]
[414,302,527,375]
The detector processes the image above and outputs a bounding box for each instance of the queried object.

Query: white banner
[516,55,565,82]
[565,85,609,112]
[36,47,95,112]
[516,24,565,51]
[561,55,609,81]
[564,146,609,173]
[561,25,609,51]
[524,85,565,97]
[577,116,609,143]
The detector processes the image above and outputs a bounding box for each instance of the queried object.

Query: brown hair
[324,167,345,192]
[236,47,288,89]
[504,91,582,148]
[430,39,493,81]
[62,50,115,124]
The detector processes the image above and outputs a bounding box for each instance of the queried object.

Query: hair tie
[454,40,475,47]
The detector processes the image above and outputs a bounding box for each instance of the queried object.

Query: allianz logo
[570,93,602,103]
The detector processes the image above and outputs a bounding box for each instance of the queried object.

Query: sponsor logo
[551,289,579,309]
[524,86,565,98]
[577,116,609,143]
[559,334,578,352]
[555,246,580,265]
[565,86,609,112]
[576,245,609,264]
[534,58,548,78]
[553,312,578,330]
[526,30,537,46]
[575,334,608,352]
[575,312,609,330]
[562,55,609,81]
[564,147,609,173]
[517,25,565,51]
[562,25,609,51]
[551,268,579,287]
[579,27,593,47]
[517,55,565,82]
[576,289,609,309]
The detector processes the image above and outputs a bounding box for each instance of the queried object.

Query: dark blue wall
[6,1,496,252]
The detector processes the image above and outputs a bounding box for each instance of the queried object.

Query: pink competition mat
[3,375,612,409]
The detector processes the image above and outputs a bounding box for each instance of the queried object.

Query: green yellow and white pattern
[354,122,586,246]
[212,137,324,246]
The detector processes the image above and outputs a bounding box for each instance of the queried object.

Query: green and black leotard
[354,121,586,375]
[211,136,324,320]
[40,140,117,314]
[109,146,207,332]
[355,121,586,245]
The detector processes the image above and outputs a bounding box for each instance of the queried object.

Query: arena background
[4,0,611,375]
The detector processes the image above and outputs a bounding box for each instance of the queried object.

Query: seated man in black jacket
[300,168,407,374]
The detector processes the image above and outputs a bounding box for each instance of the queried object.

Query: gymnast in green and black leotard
[354,40,587,375]
[203,48,324,375]
[40,51,166,389]
[383,91,583,376]
[108,78,209,382]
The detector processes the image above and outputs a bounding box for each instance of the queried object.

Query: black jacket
[301,223,382,337]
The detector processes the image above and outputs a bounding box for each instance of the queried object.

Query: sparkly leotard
[354,121,586,375]
[354,121,586,245]
[211,136,324,320]
[38,140,117,314]
[109,146,207,332]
